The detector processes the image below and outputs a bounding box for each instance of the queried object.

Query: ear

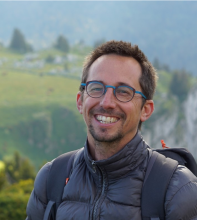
[76,91,83,114]
[140,100,154,122]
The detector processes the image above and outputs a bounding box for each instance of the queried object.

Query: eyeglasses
[81,81,147,103]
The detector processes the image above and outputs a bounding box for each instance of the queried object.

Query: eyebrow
[96,80,134,88]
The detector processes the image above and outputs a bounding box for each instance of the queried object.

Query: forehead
[87,54,142,87]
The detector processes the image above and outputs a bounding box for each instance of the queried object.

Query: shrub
[0,179,33,220]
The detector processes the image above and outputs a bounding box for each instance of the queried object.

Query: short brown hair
[80,40,157,100]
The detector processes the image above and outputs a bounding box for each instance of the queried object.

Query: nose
[100,87,116,109]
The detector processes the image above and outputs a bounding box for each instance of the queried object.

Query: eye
[116,86,133,96]
[92,87,103,91]
[88,83,104,93]
[118,89,129,94]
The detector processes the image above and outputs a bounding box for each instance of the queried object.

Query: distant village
[0,28,91,79]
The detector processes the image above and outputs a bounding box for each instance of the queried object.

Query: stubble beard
[88,107,125,144]
[89,124,123,144]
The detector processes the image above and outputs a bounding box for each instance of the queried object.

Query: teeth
[97,115,102,121]
[102,116,106,122]
[96,115,118,123]
[106,117,111,123]
[112,117,117,123]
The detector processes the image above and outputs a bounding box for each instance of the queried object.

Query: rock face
[142,87,197,160]
[184,88,197,157]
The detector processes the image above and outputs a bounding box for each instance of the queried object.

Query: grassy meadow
[0,47,88,169]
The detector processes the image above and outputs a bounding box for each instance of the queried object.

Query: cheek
[126,101,142,121]
[82,97,96,118]
[84,96,99,109]
[132,98,144,112]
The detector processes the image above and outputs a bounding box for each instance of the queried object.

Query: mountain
[0,1,197,75]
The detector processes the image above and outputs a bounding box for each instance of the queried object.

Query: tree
[18,158,35,180]
[45,54,55,63]
[94,38,105,49]
[4,152,35,183]
[153,58,161,70]
[9,28,33,53]
[169,70,191,102]
[153,58,170,72]
[162,64,170,72]
[55,35,69,53]
[0,161,7,191]
[0,179,34,220]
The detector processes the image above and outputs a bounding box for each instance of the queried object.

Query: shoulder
[26,161,53,219]
[33,161,52,203]
[31,148,84,203]
[165,165,197,220]
[26,149,84,219]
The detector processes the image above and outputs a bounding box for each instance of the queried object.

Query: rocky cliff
[142,87,197,159]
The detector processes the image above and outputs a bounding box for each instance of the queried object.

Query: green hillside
[0,47,89,169]
[0,71,87,169]
[0,71,80,124]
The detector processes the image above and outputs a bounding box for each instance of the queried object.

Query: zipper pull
[65,177,69,185]
[161,140,169,149]
[92,161,97,173]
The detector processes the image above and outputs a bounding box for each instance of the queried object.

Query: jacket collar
[84,132,149,180]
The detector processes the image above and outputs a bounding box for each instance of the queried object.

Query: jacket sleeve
[26,162,52,220]
[165,165,197,220]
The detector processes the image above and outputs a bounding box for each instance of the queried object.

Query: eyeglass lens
[86,82,134,102]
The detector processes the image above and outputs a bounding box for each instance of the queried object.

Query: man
[26,41,197,220]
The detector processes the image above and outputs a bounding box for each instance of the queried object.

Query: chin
[89,126,123,143]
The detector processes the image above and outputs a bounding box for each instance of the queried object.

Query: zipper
[92,161,97,173]
[92,165,107,220]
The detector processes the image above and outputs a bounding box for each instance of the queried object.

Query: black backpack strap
[43,148,84,220]
[141,151,178,220]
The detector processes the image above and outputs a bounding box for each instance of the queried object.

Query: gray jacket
[26,133,197,220]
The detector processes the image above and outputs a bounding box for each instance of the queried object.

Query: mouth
[95,115,119,124]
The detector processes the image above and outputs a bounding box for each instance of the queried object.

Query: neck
[88,137,129,161]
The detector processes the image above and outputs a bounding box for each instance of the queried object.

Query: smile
[95,115,119,124]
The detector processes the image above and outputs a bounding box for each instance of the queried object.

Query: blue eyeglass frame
[81,81,147,101]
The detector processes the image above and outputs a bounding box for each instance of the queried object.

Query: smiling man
[26,41,197,220]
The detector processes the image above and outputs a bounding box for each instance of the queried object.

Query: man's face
[77,54,152,148]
